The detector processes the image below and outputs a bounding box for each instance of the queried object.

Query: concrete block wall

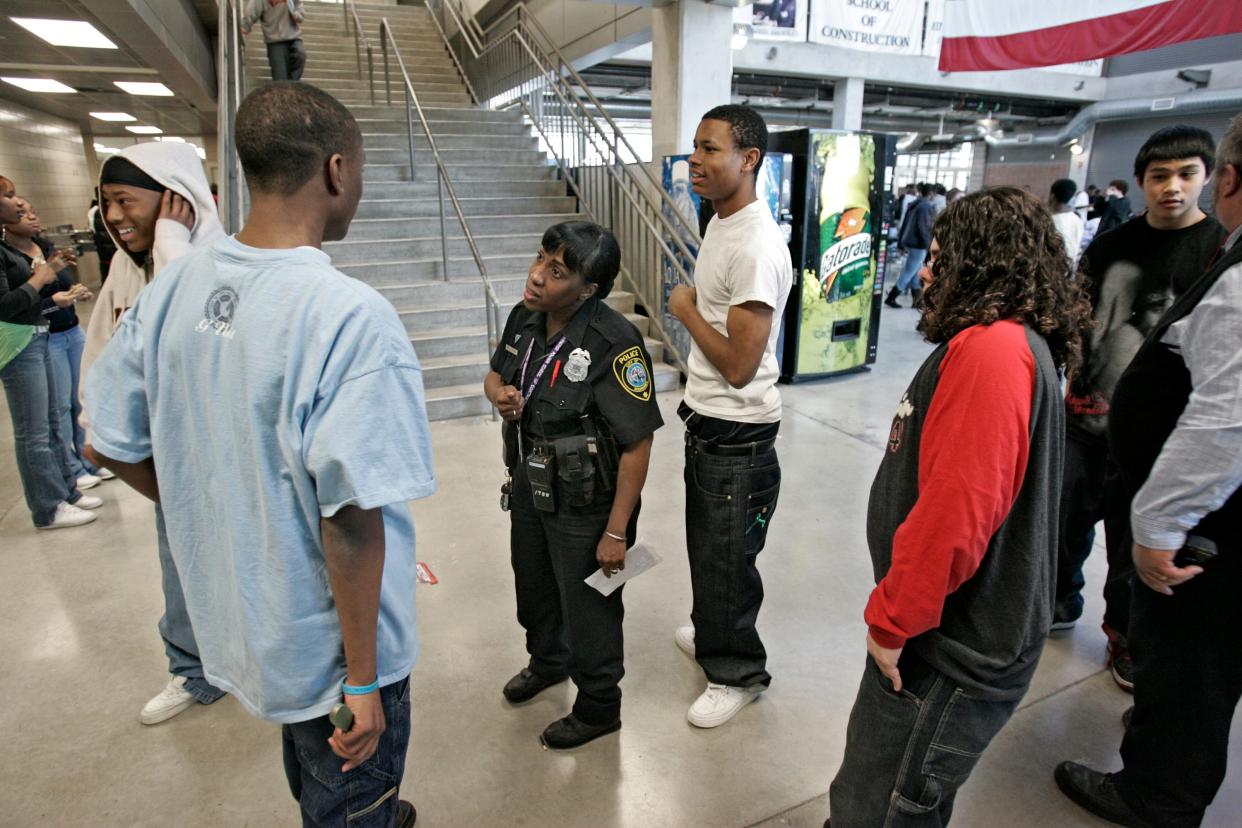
[0,98,95,231]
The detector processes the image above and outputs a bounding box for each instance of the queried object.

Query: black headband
[100,156,165,193]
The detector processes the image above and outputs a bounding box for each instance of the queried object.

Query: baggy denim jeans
[155,507,225,704]
[0,332,78,526]
[283,676,412,828]
[828,654,1023,827]
[47,325,96,478]
[684,438,780,689]
[895,248,928,293]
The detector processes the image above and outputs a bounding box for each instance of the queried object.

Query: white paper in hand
[585,541,660,596]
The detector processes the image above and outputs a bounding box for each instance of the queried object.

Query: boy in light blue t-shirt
[86,83,432,828]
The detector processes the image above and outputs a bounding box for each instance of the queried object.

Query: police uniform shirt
[490,297,664,446]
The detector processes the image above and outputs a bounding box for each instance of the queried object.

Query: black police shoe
[397,799,417,827]
[1054,761,1152,827]
[539,714,621,749]
[502,668,567,703]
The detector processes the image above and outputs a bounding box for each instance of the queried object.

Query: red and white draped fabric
[939,0,1242,72]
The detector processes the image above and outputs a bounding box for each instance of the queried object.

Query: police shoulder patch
[612,346,651,401]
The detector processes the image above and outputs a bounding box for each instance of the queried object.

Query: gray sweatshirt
[243,0,304,43]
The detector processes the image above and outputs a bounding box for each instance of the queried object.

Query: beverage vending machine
[769,129,896,382]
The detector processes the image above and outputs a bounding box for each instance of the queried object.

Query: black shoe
[1122,705,1134,729]
[1108,641,1135,692]
[539,714,621,749]
[1054,761,1152,827]
[910,287,924,309]
[397,799,417,827]
[503,668,567,703]
[884,287,902,308]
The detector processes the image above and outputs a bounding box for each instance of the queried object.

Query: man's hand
[667,284,697,323]
[867,632,904,692]
[1133,543,1202,596]
[495,385,524,421]
[159,190,196,231]
[596,532,626,577]
[328,688,386,772]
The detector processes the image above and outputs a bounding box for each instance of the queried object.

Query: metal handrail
[425,0,699,375]
[217,0,246,234]
[375,18,504,418]
[342,0,376,105]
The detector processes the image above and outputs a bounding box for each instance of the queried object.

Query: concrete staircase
[244,1,678,420]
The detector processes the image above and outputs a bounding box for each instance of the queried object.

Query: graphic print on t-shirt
[197,286,239,340]
[887,393,914,453]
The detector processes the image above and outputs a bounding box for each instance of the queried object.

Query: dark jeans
[1055,435,1133,633]
[508,459,635,725]
[1113,550,1242,827]
[0,332,78,526]
[684,437,780,688]
[282,676,411,828]
[829,654,1022,827]
[267,38,306,81]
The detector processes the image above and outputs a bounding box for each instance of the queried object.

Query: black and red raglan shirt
[864,320,1064,700]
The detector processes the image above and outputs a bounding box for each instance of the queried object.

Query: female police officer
[484,221,663,749]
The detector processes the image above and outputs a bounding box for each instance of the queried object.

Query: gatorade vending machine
[769,129,896,382]
[660,154,793,370]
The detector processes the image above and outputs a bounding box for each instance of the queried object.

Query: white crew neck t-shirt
[683,198,793,423]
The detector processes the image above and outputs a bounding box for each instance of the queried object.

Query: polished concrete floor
[2,301,1240,827]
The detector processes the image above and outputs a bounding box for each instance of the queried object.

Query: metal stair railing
[374,17,504,419]
[424,0,699,376]
[343,0,377,106]
[217,0,246,234]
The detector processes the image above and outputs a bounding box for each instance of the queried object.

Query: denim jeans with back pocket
[283,676,411,827]
[828,653,1022,827]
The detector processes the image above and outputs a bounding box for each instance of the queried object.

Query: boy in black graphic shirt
[1055,125,1224,692]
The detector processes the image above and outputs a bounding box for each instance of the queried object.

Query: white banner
[809,0,926,55]
[735,0,809,42]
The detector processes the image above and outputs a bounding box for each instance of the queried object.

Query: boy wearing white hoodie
[83,142,228,724]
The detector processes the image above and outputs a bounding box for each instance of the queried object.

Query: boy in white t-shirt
[667,105,793,729]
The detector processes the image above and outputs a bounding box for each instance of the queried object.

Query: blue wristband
[342,678,380,695]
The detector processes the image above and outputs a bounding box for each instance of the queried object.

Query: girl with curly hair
[826,187,1092,826]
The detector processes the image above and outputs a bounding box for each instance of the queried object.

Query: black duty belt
[688,434,777,457]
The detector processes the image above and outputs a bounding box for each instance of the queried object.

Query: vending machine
[769,129,896,382]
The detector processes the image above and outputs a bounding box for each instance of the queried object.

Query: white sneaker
[687,683,763,728]
[37,502,98,529]
[675,625,696,657]
[140,676,196,725]
[76,473,101,490]
[96,467,116,480]
[75,493,103,510]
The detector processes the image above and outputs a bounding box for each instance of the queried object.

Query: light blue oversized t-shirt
[86,236,436,724]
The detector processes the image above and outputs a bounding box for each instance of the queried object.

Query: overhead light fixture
[2,76,76,94]
[94,145,119,155]
[11,17,118,49]
[114,81,173,97]
[731,23,753,51]
[90,111,135,122]
[126,125,163,134]
[1068,140,1085,156]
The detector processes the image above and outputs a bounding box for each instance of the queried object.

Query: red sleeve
[864,321,1035,649]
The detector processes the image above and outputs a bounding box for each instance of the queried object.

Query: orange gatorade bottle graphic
[819,206,871,300]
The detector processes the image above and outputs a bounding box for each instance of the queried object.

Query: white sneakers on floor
[76,494,103,510]
[675,625,696,657]
[95,467,116,480]
[37,501,98,529]
[76,473,101,490]
[687,683,764,728]
[675,625,764,727]
[141,676,196,725]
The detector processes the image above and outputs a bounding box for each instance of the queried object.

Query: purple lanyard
[520,335,567,402]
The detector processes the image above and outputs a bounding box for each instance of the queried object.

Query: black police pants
[266,38,306,81]
[684,440,779,689]
[508,460,635,725]
[1055,435,1134,634]
[1113,550,1242,827]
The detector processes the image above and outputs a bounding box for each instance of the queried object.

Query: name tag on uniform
[504,344,519,355]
